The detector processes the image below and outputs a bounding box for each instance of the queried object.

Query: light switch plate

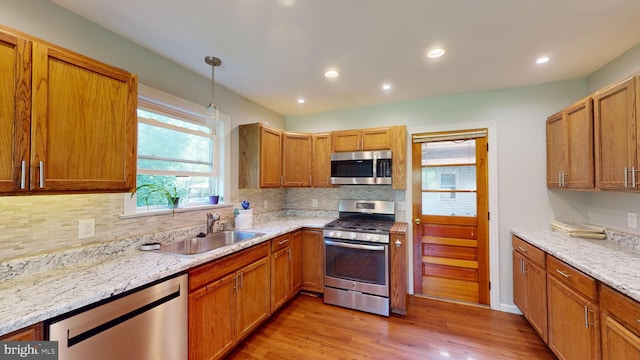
[397,202,406,211]
[312,199,318,207]
[628,212,637,229]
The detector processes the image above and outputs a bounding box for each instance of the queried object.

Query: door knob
[414,218,421,225]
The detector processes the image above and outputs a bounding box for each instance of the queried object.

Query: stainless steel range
[323,199,395,316]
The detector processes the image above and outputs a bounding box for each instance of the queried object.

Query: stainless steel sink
[156,231,264,256]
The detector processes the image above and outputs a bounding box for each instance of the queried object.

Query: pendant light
[205,56,221,134]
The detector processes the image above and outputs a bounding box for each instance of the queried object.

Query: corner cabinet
[188,243,270,360]
[0,26,137,194]
[239,123,282,188]
[546,97,594,189]
[593,76,638,191]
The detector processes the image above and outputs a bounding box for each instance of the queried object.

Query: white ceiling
[52,0,640,117]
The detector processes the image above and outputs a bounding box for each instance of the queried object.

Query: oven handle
[325,240,385,251]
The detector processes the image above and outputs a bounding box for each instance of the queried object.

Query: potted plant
[208,194,220,205]
[132,184,181,213]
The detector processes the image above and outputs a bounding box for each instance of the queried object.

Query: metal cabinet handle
[625,167,629,188]
[562,172,568,187]
[394,239,401,247]
[239,272,243,289]
[39,161,44,188]
[278,239,289,245]
[558,172,562,187]
[633,167,637,189]
[20,160,26,189]
[518,246,527,253]
[555,269,571,278]
[287,248,291,261]
[583,306,595,329]
[522,261,527,274]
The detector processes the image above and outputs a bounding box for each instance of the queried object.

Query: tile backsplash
[0,186,395,262]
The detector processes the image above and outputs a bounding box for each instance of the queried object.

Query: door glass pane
[422,192,477,216]
[422,166,477,191]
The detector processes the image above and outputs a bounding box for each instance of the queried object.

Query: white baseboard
[498,303,522,315]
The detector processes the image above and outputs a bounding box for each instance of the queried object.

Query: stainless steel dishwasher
[47,273,188,360]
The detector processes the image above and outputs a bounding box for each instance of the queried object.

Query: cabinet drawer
[271,234,291,253]
[600,284,640,335]
[512,235,546,267]
[547,255,597,301]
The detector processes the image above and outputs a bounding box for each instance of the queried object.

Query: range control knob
[365,234,373,241]
[373,235,381,241]
[334,232,341,238]
[350,232,357,239]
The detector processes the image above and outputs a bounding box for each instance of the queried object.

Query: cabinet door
[526,260,548,343]
[189,275,236,360]
[361,127,391,150]
[291,231,303,293]
[547,276,600,360]
[259,125,282,188]
[594,77,637,190]
[390,230,407,314]
[546,111,565,188]
[332,130,361,152]
[270,247,292,313]
[282,132,311,187]
[312,133,332,187]
[301,229,324,293]
[512,251,527,312]
[0,31,30,193]
[602,316,640,360]
[30,42,137,192]
[565,98,594,189]
[236,257,270,340]
[0,323,43,341]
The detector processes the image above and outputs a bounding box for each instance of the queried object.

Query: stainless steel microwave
[330,150,392,185]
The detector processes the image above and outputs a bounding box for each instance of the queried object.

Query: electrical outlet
[79,218,95,239]
[312,199,318,207]
[628,212,638,229]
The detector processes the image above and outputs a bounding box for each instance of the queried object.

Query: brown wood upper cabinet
[311,133,332,187]
[546,97,594,189]
[239,123,283,188]
[0,26,137,194]
[593,76,639,191]
[282,131,312,187]
[332,127,391,152]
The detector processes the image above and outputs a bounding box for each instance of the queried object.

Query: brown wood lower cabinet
[271,231,302,313]
[600,284,640,359]
[390,223,408,315]
[301,229,324,293]
[188,242,270,360]
[0,323,43,341]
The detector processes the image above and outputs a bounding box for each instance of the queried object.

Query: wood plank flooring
[226,294,557,360]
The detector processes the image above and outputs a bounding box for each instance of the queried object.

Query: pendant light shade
[205,56,221,133]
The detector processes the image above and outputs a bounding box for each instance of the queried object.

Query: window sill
[120,203,234,219]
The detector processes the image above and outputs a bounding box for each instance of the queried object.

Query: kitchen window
[123,85,229,216]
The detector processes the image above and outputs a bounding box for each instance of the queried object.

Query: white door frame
[406,120,500,310]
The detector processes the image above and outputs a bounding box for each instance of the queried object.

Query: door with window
[412,129,489,305]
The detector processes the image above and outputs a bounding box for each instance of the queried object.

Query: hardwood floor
[226,294,557,360]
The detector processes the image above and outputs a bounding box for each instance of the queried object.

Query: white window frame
[121,84,232,217]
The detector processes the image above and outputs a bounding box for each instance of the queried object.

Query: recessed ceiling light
[427,48,446,58]
[297,98,305,104]
[382,83,392,91]
[324,70,339,78]
[536,56,550,64]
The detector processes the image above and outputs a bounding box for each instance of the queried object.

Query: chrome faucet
[206,213,220,234]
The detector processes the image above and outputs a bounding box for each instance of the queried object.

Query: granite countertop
[511,229,640,303]
[0,216,334,336]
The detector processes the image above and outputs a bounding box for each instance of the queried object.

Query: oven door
[324,239,389,297]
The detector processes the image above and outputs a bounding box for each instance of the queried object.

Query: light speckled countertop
[0,216,334,336]
[512,229,640,303]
